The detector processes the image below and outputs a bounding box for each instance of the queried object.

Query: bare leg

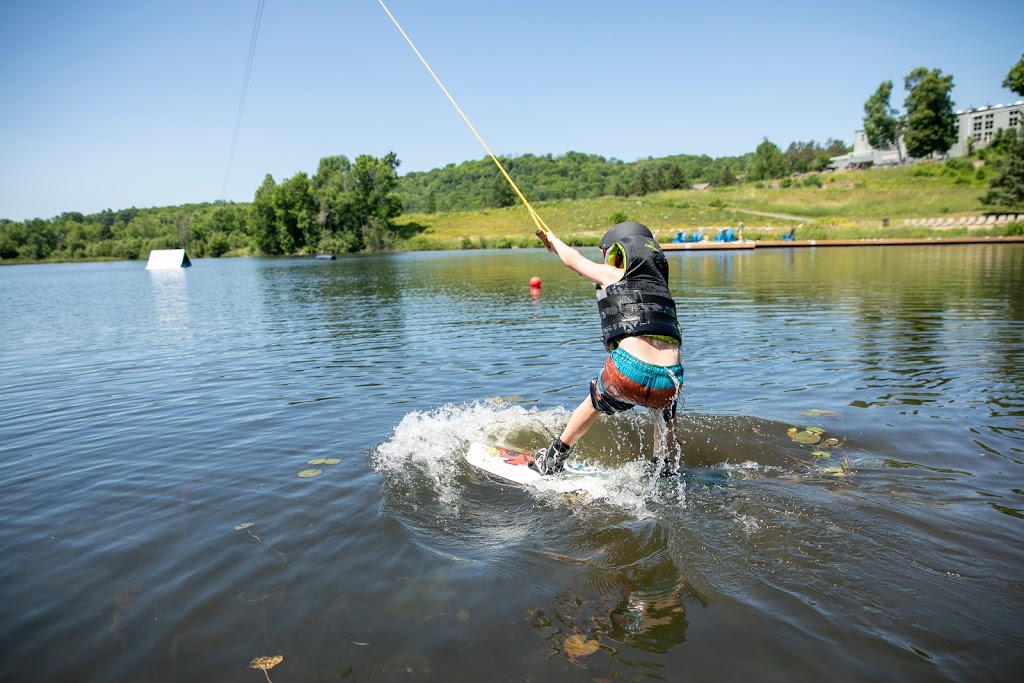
[558,397,602,447]
[650,408,681,476]
[653,412,676,460]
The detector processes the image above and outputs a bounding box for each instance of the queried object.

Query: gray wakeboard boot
[530,438,572,475]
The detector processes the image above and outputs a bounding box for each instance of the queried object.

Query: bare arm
[541,230,623,287]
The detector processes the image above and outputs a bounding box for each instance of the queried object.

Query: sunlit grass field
[394,164,1021,249]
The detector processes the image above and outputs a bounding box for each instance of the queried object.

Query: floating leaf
[323,458,341,465]
[800,409,837,417]
[298,469,322,478]
[806,427,826,434]
[457,609,470,623]
[308,458,326,465]
[790,430,821,444]
[234,523,254,531]
[820,467,849,476]
[564,634,600,658]
[811,451,831,459]
[250,655,283,671]
[787,427,798,436]
[822,438,840,447]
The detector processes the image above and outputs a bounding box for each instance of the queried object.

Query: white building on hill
[830,99,1023,170]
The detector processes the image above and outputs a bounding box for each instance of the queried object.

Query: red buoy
[529,276,541,288]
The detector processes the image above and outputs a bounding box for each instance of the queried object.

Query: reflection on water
[148,268,191,336]
[533,522,701,660]
[1,247,1023,681]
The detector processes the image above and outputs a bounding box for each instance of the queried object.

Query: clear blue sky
[1,0,1021,221]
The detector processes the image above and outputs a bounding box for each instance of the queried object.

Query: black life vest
[597,235,681,351]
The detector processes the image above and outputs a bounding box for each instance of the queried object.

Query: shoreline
[4,235,1024,267]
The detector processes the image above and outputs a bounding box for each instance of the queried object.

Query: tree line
[0,140,848,263]
[395,143,848,214]
[0,153,403,263]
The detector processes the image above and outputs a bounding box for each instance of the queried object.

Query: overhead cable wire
[223,0,267,199]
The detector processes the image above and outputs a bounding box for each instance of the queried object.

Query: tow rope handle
[535,229,553,250]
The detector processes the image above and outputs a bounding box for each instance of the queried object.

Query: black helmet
[599,221,654,251]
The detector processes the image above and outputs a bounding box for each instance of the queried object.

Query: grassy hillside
[394,163,1020,249]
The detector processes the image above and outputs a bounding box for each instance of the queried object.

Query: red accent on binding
[497,447,534,466]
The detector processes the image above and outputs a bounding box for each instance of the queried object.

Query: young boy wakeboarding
[533,221,684,475]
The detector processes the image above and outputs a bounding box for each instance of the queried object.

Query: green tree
[0,221,19,260]
[651,167,667,192]
[272,173,317,253]
[18,218,62,260]
[863,81,903,162]
[902,67,957,159]
[1003,54,1024,97]
[251,174,280,254]
[312,155,354,234]
[747,139,786,181]
[351,152,402,251]
[631,166,652,195]
[176,213,193,250]
[716,163,736,186]
[824,139,850,156]
[980,127,1020,165]
[784,141,835,174]
[980,130,1024,211]
[308,152,403,253]
[488,166,516,208]
[666,164,687,189]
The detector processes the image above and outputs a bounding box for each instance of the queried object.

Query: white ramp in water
[146,249,192,270]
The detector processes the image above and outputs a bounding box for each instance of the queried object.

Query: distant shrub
[663,199,691,209]
[802,174,823,188]
[563,233,600,247]
[910,164,940,177]
[944,158,972,173]
[609,211,628,224]
[405,236,444,251]
[208,232,231,257]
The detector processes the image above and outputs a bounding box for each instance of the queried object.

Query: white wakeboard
[465,442,600,486]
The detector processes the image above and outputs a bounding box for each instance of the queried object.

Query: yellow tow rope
[376,0,553,248]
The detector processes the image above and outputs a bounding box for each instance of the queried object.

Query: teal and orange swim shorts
[590,347,685,418]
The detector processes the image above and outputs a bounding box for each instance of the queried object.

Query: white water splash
[371,400,668,515]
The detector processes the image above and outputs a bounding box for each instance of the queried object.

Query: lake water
[2,245,1022,682]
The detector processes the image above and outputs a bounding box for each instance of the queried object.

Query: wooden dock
[661,236,1024,251]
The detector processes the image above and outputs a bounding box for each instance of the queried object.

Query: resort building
[829,99,1024,170]
[828,130,907,170]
